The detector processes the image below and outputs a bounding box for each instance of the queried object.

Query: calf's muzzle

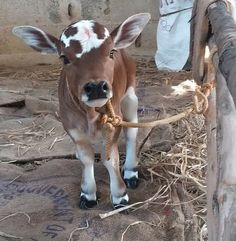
[84,81,109,100]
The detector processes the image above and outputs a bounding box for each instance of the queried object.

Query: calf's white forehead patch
[60,20,110,59]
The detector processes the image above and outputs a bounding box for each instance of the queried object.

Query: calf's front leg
[102,143,129,208]
[76,141,98,209]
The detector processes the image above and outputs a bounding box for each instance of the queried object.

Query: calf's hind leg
[121,86,139,188]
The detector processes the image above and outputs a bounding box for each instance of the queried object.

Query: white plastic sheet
[229,0,236,21]
[155,0,193,71]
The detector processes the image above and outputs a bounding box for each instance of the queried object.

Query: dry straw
[0,115,66,160]
[140,112,207,240]
[100,111,207,240]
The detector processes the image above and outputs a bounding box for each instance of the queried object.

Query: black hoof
[124,176,139,189]
[113,198,128,209]
[79,195,98,209]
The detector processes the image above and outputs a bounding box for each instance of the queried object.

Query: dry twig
[68,220,89,241]
[120,221,156,241]
[0,212,31,240]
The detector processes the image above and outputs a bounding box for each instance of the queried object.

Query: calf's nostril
[84,83,93,95]
[100,81,109,93]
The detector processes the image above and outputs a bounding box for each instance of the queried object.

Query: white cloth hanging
[155,0,193,71]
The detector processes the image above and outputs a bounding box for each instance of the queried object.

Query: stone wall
[0,0,159,66]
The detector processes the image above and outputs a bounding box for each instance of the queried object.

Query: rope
[100,84,214,160]
[102,84,213,129]
[102,120,114,161]
[193,83,213,114]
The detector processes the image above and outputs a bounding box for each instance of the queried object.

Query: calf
[13,13,150,209]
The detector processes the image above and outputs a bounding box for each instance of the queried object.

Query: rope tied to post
[193,82,214,114]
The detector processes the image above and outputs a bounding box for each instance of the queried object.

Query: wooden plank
[206,88,217,241]
[206,43,218,241]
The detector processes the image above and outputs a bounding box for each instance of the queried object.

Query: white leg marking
[80,162,96,200]
[112,193,129,205]
[121,87,139,176]
[103,145,128,204]
[121,87,138,121]
[76,142,97,201]
[123,170,138,179]
[80,190,97,201]
[124,127,138,171]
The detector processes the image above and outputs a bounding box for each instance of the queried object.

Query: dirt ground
[0,58,206,241]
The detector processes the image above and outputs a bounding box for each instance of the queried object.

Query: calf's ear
[110,13,151,50]
[12,26,60,54]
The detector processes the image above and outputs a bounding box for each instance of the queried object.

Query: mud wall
[0,0,159,66]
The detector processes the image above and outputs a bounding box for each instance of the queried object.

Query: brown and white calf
[13,13,150,209]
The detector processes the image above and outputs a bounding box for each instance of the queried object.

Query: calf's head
[13,13,150,107]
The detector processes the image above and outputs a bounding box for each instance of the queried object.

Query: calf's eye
[109,49,117,59]
[60,55,70,65]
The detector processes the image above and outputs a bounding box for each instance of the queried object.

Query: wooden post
[191,1,236,240]
[207,2,236,240]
